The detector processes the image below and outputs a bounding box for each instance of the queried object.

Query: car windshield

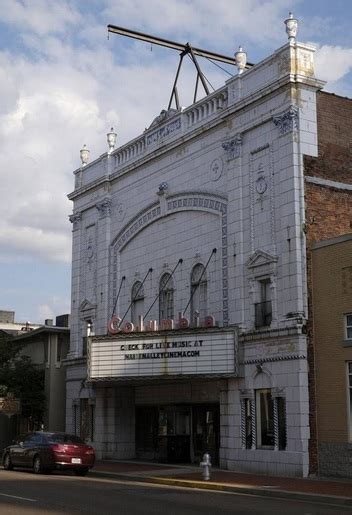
[46,434,84,444]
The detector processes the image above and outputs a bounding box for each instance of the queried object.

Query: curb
[90,470,352,507]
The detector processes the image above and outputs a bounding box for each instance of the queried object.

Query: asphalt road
[0,469,351,515]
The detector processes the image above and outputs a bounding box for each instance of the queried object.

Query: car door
[21,433,42,468]
[8,435,27,467]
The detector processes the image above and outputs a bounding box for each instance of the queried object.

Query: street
[0,469,351,515]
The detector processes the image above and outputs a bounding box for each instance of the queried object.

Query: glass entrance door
[192,405,219,465]
[158,406,191,463]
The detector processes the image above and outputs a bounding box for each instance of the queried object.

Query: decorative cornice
[96,198,112,219]
[69,212,82,231]
[273,105,299,134]
[222,134,242,159]
[243,354,306,365]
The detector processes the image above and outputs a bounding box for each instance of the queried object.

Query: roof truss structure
[108,24,253,109]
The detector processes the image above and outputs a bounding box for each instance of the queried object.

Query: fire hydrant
[200,452,212,481]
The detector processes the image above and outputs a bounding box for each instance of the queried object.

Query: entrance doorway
[135,404,219,465]
[192,405,219,465]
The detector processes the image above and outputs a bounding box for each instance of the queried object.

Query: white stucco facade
[65,39,324,477]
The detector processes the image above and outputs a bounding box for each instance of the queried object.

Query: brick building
[65,21,351,477]
[310,235,352,478]
[304,92,352,477]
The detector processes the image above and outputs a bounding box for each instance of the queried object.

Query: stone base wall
[319,442,352,478]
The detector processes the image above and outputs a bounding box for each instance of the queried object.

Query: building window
[348,363,352,440]
[191,264,207,324]
[241,389,286,451]
[255,279,272,328]
[82,320,93,357]
[256,389,275,448]
[159,273,174,322]
[131,281,144,328]
[345,315,352,340]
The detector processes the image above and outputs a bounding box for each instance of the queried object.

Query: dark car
[2,432,95,476]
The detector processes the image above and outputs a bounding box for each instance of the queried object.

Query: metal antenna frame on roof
[107,24,253,110]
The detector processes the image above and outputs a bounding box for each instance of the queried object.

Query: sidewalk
[92,460,352,507]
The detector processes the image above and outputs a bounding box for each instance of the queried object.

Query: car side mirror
[19,441,24,448]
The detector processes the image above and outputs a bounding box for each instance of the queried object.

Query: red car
[2,432,95,476]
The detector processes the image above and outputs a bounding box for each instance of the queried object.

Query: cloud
[0,0,351,272]
[103,0,294,51]
[315,44,352,83]
[0,0,80,35]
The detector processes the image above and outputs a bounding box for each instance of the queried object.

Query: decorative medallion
[87,243,94,261]
[255,176,268,195]
[210,158,223,181]
[115,203,126,222]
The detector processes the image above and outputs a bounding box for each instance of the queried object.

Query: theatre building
[66,21,325,477]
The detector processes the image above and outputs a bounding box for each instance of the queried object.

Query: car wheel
[33,455,43,474]
[74,468,89,477]
[3,453,14,471]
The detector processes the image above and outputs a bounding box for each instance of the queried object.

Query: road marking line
[0,493,37,502]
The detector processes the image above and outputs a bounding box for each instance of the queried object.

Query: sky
[0,0,351,324]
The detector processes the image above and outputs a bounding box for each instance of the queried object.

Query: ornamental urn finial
[234,46,247,75]
[80,144,90,166]
[107,127,117,154]
[284,12,298,41]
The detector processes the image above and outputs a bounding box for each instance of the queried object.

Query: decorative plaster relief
[146,117,181,146]
[297,49,314,77]
[115,203,126,222]
[210,158,223,181]
[273,105,299,135]
[148,108,179,128]
[157,182,169,195]
[82,224,97,303]
[69,212,82,231]
[96,198,112,219]
[86,241,95,264]
[249,145,276,254]
[222,135,242,160]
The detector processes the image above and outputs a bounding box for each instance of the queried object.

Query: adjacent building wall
[304,92,352,475]
[311,235,352,477]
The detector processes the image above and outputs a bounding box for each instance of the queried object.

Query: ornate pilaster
[272,388,286,451]
[69,212,82,231]
[273,397,279,451]
[240,399,246,449]
[222,134,242,160]
[96,198,112,219]
[273,106,299,135]
[250,399,256,450]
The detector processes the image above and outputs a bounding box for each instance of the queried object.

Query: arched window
[191,264,207,324]
[131,281,144,328]
[159,273,174,322]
